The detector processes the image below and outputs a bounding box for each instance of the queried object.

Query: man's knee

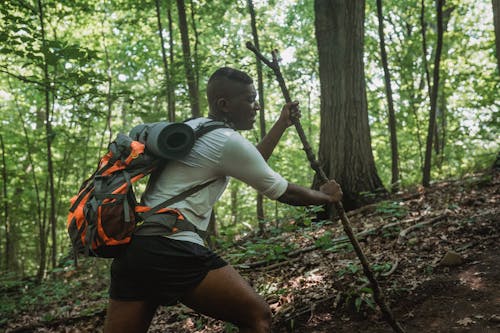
[244,300,272,332]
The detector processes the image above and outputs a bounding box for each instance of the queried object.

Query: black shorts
[109,236,227,306]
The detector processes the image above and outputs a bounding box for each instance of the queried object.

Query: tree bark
[493,0,500,74]
[247,0,267,233]
[314,0,386,211]
[376,0,400,192]
[176,0,200,117]
[422,0,445,187]
[155,0,175,121]
[0,134,8,270]
[167,3,176,120]
[37,0,57,274]
[188,0,200,92]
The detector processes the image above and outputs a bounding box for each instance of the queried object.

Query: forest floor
[2,169,499,333]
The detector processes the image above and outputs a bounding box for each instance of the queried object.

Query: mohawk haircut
[207,67,253,85]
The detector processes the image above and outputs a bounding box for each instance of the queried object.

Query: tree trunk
[176,0,200,117]
[206,211,217,248]
[99,15,114,153]
[231,185,238,226]
[422,0,444,187]
[376,0,400,192]
[37,0,57,273]
[314,0,386,211]
[155,0,174,121]
[493,0,500,74]
[247,0,267,233]
[167,3,176,120]
[1,134,9,270]
[188,0,200,92]
[434,5,454,161]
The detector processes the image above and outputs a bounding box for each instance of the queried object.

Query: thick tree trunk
[176,0,200,117]
[247,0,267,233]
[167,2,176,120]
[376,0,400,192]
[493,0,500,74]
[422,0,444,187]
[314,0,386,211]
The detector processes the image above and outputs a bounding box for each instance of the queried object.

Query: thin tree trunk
[206,211,217,248]
[188,0,200,91]
[433,5,454,160]
[7,78,43,274]
[422,0,444,187]
[376,0,400,192]
[493,0,500,74]
[99,16,113,154]
[0,134,8,270]
[231,186,238,226]
[247,0,267,233]
[155,0,174,121]
[167,3,176,120]
[37,0,57,274]
[176,0,200,117]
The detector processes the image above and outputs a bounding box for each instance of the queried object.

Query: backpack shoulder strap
[140,178,218,220]
[194,120,229,139]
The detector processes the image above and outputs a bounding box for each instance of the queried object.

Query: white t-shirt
[141,117,288,246]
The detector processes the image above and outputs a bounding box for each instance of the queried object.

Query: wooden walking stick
[246,41,406,333]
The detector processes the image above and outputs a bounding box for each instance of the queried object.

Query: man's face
[222,83,260,130]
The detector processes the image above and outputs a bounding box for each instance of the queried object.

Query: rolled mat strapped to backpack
[129,122,196,160]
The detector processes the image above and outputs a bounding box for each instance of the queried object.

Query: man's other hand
[278,101,301,127]
[319,180,343,203]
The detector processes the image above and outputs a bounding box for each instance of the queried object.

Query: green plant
[338,262,361,277]
[314,231,334,249]
[376,201,408,218]
[354,287,376,312]
[371,262,393,274]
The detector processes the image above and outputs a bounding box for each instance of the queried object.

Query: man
[104,67,342,333]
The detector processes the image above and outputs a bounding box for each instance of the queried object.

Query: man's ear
[216,98,228,113]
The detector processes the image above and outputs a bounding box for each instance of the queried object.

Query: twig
[398,212,448,241]
[381,259,399,277]
[246,41,406,333]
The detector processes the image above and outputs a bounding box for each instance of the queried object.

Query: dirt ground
[3,170,499,333]
[278,243,500,333]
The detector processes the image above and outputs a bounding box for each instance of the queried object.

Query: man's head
[207,67,260,130]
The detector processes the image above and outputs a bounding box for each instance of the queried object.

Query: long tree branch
[246,42,406,333]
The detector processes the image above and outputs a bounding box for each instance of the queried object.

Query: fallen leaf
[456,317,475,326]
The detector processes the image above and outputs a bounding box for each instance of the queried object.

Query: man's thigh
[180,265,270,327]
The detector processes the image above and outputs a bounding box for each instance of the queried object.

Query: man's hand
[319,180,343,203]
[278,101,301,127]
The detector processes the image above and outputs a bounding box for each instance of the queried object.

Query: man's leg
[103,299,158,333]
[181,265,272,333]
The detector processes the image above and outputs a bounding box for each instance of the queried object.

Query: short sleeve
[219,133,288,200]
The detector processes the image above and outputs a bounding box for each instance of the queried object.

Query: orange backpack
[67,120,226,258]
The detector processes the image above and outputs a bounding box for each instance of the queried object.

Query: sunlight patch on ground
[290,268,326,289]
[458,267,485,291]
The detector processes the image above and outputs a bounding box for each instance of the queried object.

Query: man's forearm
[277,183,333,206]
[256,120,288,161]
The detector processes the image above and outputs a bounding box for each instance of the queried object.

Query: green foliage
[0,258,109,323]
[375,200,408,218]
[0,0,497,278]
[227,237,298,266]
